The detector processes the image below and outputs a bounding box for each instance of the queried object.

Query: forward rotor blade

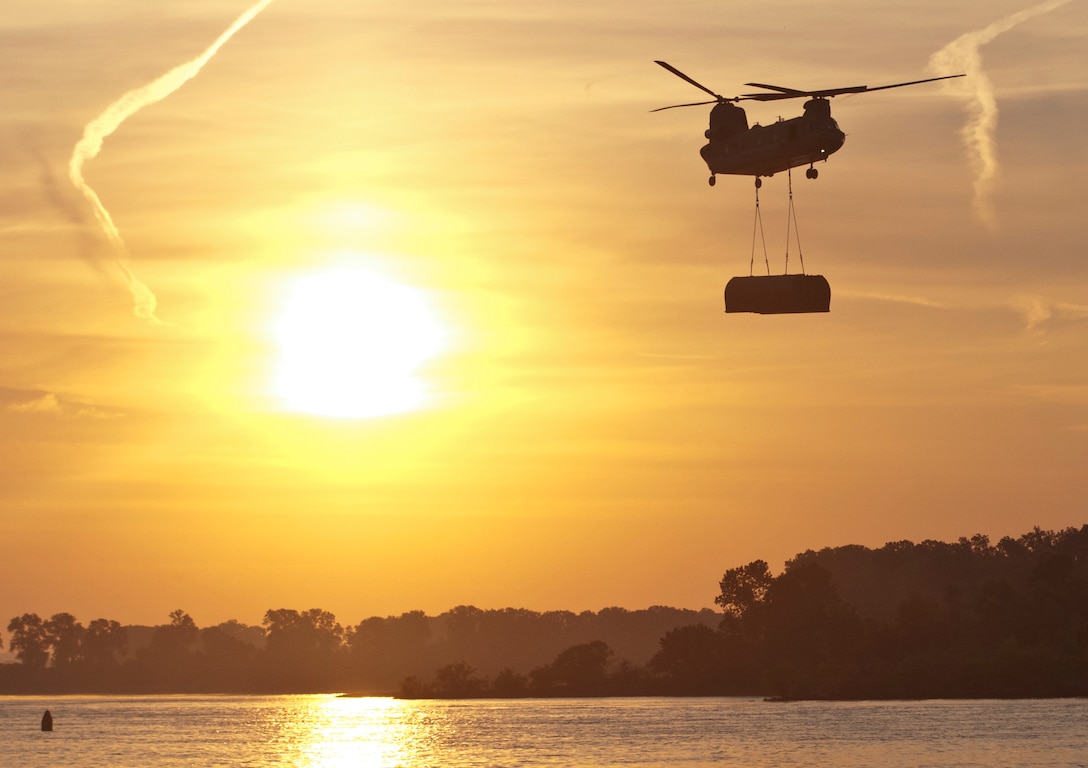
[650,99,720,112]
[654,60,723,101]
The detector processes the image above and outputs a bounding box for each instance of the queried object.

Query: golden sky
[2,0,1086,628]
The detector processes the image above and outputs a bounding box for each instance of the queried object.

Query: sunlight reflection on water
[1,695,1086,768]
[290,697,408,768]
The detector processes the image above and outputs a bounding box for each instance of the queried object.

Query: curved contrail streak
[928,0,1075,230]
[68,0,276,322]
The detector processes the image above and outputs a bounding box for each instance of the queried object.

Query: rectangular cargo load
[725,274,831,314]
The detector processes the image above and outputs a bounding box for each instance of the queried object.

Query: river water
[1,695,1085,767]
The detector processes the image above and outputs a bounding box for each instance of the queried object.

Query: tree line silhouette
[0,604,714,694]
[3,525,1086,699]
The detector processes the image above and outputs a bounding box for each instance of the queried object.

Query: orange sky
[2,0,1086,630]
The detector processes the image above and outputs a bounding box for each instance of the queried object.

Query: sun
[272,266,447,418]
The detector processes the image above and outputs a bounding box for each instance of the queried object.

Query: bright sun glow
[273,266,447,419]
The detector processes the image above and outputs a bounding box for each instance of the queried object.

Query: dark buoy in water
[41,709,53,731]
[725,274,830,314]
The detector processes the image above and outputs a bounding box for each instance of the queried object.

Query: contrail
[68,0,276,322]
[928,0,1075,230]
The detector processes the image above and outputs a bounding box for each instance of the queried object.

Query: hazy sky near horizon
[2,0,1086,630]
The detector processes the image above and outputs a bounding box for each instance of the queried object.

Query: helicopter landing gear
[805,166,819,180]
[709,174,716,187]
[754,177,762,189]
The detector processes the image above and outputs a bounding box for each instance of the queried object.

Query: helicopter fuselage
[699,98,845,179]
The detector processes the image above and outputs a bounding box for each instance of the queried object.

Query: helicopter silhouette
[653,60,964,187]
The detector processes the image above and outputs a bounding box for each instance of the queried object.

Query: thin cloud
[9,392,122,420]
[1010,294,1088,330]
[1013,383,1088,406]
[841,290,957,310]
[10,393,63,414]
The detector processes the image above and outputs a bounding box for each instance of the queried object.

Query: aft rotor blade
[741,85,867,100]
[739,91,824,101]
[743,73,966,101]
[650,99,719,112]
[744,82,808,96]
[796,85,870,98]
[654,60,723,101]
[857,73,966,93]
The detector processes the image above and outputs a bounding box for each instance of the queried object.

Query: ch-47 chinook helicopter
[653,60,965,187]
[652,61,965,314]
